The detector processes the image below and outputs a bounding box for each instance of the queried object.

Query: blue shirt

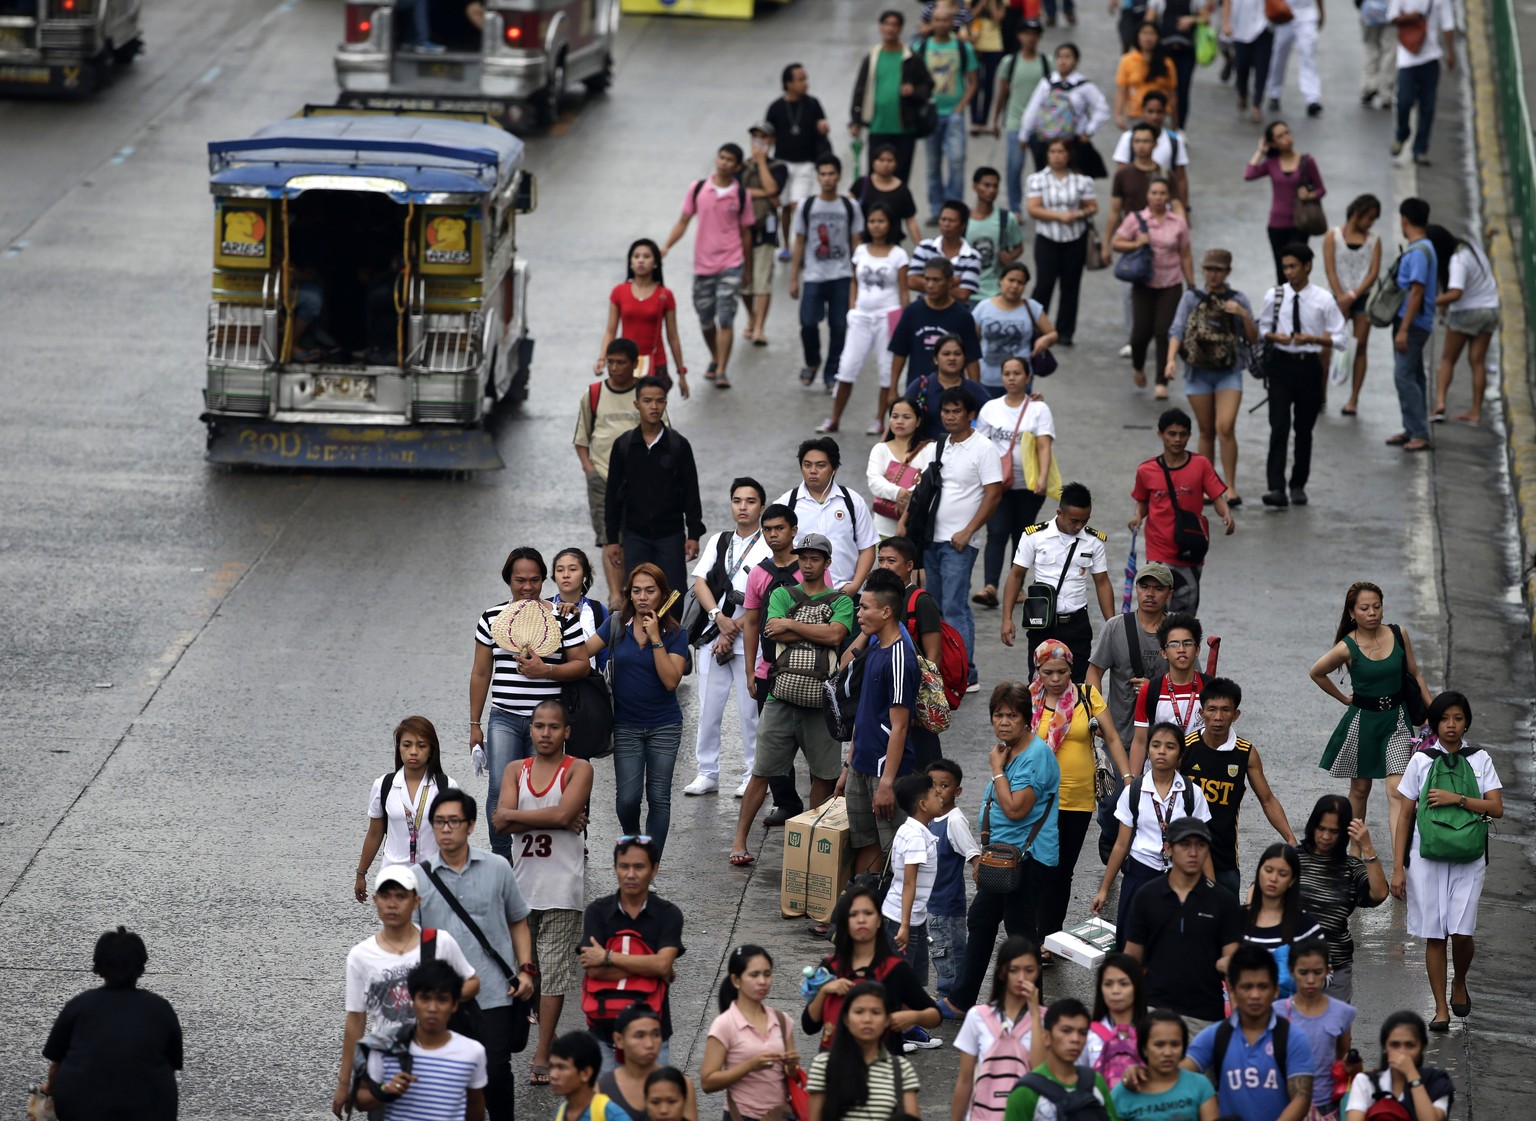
[851,628,920,775]
[975,736,1061,866]
[1112,1068,1215,1121]
[1274,997,1356,1106]
[928,812,966,917]
[1395,238,1438,332]
[1187,1013,1297,1121]
[608,618,689,727]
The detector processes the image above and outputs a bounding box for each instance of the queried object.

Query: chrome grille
[40,21,91,53]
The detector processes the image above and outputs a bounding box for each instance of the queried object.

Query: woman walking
[970,0,1009,136]
[579,563,690,856]
[702,945,801,1121]
[825,206,910,436]
[354,716,459,898]
[1223,0,1273,121]
[1431,234,1500,425]
[1026,137,1097,346]
[867,399,937,539]
[1239,843,1326,997]
[996,21,1053,215]
[1113,176,1193,396]
[1310,580,1432,856]
[949,937,1047,1121]
[807,983,921,1121]
[1019,44,1112,174]
[1145,0,1205,125]
[973,356,1058,609]
[1322,195,1383,416]
[1296,794,1389,1002]
[1114,24,1180,128]
[1244,122,1327,284]
[972,262,1057,396]
[851,147,923,248]
[1109,1011,1216,1121]
[598,238,688,395]
[1392,691,1503,1031]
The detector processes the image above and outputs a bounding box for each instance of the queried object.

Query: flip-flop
[1341,405,1358,416]
[752,337,768,347]
[729,850,756,866]
[938,997,966,1020]
[715,376,733,390]
[1385,432,1410,446]
[705,361,718,381]
[529,1065,552,1085]
[810,920,832,938]
[971,588,999,608]
[1402,439,1433,452]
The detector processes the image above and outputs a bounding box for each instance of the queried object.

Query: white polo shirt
[690,526,772,654]
[932,431,1004,542]
[774,481,880,589]
[1010,517,1108,614]
[1113,772,1213,871]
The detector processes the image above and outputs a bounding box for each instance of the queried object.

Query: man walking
[966,167,1026,301]
[773,437,879,595]
[604,375,705,614]
[1129,407,1234,613]
[1387,0,1454,165]
[767,63,831,260]
[918,1,979,225]
[849,9,935,183]
[1386,198,1438,453]
[741,123,789,346]
[887,258,983,417]
[791,154,863,391]
[1111,92,1191,211]
[911,200,984,300]
[415,790,537,1121]
[574,339,654,609]
[1000,481,1113,679]
[1255,245,1347,509]
[684,477,773,798]
[662,144,756,388]
[856,537,946,767]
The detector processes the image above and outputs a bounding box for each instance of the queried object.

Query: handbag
[977,765,1055,894]
[872,444,929,520]
[1085,223,1108,271]
[1022,539,1078,630]
[563,616,616,760]
[1156,455,1211,564]
[1266,0,1295,22]
[1081,690,1117,804]
[1397,11,1428,52]
[1388,624,1428,725]
[1025,301,1057,377]
[1113,211,1154,285]
[1246,287,1286,381]
[1292,158,1328,236]
[725,1010,802,1121]
[418,862,532,1054]
[998,401,1030,489]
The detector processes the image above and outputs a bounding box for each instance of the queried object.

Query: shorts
[744,244,776,297]
[782,161,818,207]
[753,697,842,780]
[1183,366,1244,395]
[845,768,906,851]
[586,470,609,547]
[693,267,744,330]
[1447,306,1500,337]
[528,907,582,996]
[1348,295,1368,319]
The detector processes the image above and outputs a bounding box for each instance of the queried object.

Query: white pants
[1360,23,1397,102]
[690,646,758,782]
[836,308,895,387]
[1266,13,1321,105]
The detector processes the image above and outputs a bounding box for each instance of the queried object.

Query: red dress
[609,282,676,374]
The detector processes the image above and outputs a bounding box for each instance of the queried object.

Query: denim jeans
[800,277,852,385]
[929,911,968,999]
[612,723,683,856]
[1393,324,1432,440]
[924,110,968,219]
[884,916,931,988]
[486,707,533,858]
[922,541,979,674]
[1396,59,1440,157]
[1005,136,1028,217]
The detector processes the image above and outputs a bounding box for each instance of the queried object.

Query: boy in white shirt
[882,771,944,987]
[355,959,489,1121]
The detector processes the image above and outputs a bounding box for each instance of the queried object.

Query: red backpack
[816,954,902,1048]
[580,929,666,1027]
[906,589,968,710]
[968,1004,1035,1121]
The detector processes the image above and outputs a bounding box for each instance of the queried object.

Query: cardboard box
[1043,917,1117,969]
[781,798,853,921]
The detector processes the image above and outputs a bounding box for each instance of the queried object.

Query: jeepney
[201,109,536,471]
[335,0,618,129]
[0,0,142,96]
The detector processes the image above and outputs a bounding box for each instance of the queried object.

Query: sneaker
[414,39,447,53]
[1261,490,1290,509]
[764,804,802,827]
[1414,154,1433,167]
[1289,488,1309,506]
[966,681,981,694]
[816,418,839,433]
[1391,138,1405,156]
[1118,343,1133,359]
[734,775,751,798]
[777,248,792,263]
[866,419,886,435]
[1267,98,1281,112]
[903,1026,944,1052]
[683,774,719,796]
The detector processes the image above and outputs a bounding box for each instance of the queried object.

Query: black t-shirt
[888,299,982,387]
[580,892,687,1039]
[1181,732,1253,873]
[766,95,830,164]
[851,177,919,244]
[801,955,938,1052]
[44,986,183,1121]
[1124,876,1244,1021]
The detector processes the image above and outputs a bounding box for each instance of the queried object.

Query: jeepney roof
[207,117,524,199]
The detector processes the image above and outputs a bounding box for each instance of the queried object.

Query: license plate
[314,374,376,401]
[418,60,463,80]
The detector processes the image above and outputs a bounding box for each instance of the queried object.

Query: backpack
[1089,1022,1140,1088]
[1366,241,1433,328]
[1004,51,1052,92]
[903,434,947,553]
[799,194,860,251]
[907,588,967,712]
[767,585,851,708]
[690,176,748,219]
[786,483,865,545]
[1415,747,1489,863]
[1037,82,1078,139]
[968,1004,1035,1121]
[557,1093,612,1121]
[679,531,734,646]
[1179,290,1240,371]
[824,648,867,742]
[1209,1016,1290,1089]
[815,954,902,1048]
[580,928,667,1028]
[1015,1065,1111,1121]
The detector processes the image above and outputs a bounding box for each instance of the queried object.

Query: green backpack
[1416,748,1489,864]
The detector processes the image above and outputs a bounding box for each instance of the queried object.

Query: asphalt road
[1,0,1531,1117]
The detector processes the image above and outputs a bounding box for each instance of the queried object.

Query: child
[644,1068,692,1121]
[950,937,1046,1121]
[1003,999,1116,1121]
[881,771,943,988]
[552,1030,634,1121]
[550,547,610,670]
[1108,1010,1214,1121]
[1277,940,1355,1120]
[1092,720,1213,940]
[355,960,488,1121]
[1083,954,1146,1089]
[926,759,982,1002]
[1391,690,1503,1030]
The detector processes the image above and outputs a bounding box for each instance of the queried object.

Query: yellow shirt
[1034,685,1108,813]
[1114,52,1179,121]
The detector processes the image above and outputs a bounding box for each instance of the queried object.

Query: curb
[1465,0,1536,641]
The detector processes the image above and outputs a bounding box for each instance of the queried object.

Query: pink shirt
[744,561,797,679]
[682,178,756,275]
[707,1005,795,1119]
[1115,208,1190,290]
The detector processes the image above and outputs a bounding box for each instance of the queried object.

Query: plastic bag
[1195,22,1219,65]
[1329,337,1355,386]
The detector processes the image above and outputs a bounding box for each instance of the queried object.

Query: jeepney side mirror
[514,173,538,215]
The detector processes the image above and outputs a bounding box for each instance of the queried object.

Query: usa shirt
[1187,1013,1298,1121]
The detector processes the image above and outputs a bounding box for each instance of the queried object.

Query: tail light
[502,12,544,48]
[51,0,96,15]
[344,3,380,44]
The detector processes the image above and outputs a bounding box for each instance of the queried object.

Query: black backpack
[1209,1017,1290,1087]
[902,434,947,553]
[1015,1066,1112,1121]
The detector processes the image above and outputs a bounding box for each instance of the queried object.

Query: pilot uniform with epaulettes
[1010,517,1109,681]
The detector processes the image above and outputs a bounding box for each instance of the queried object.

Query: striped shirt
[1297,848,1381,968]
[807,1052,919,1121]
[366,1032,487,1120]
[476,601,588,716]
[1026,169,1095,242]
[910,237,983,297]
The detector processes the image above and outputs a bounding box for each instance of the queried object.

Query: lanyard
[1149,780,1181,868]
[726,531,762,581]
[1166,680,1199,730]
[404,777,432,863]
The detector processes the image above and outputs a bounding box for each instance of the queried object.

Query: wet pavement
[0,0,1532,1116]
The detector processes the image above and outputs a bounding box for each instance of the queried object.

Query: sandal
[705,361,718,382]
[1132,369,1148,388]
[1402,438,1433,452]
[810,920,832,938]
[729,850,756,866]
[715,376,733,390]
[529,1065,552,1086]
[1341,404,1358,416]
[971,587,999,608]
[938,997,966,1020]
[1385,432,1410,446]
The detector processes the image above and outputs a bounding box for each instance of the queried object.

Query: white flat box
[1044,917,1117,969]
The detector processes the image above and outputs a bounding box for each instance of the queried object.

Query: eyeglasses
[1164,639,1198,649]
[432,817,469,829]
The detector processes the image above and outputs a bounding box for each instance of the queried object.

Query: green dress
[1318,634,1415,779]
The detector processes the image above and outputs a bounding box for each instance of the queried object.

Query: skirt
[1405,844,1487,938]
[1320,704,1414,780]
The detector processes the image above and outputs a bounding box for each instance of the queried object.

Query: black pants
[1233,30,1273,108]
[1170,48,1196,127]
[984,489,1048,588]
[972,52,1003,127]
[1028,607,1093,682]
[1117,7,1147,51]
[756,684,801,811]
[1036,808,1093,944]
[480,1004,517,1121]
[948,858,1043,1008]
[623,532,687,620]
[868,132,918,183]
[1266,226,1306,286]
[1265,349,1324,492]
[1130,283,1183,383]
[1033,233,1089,344]
[910,724,941,769]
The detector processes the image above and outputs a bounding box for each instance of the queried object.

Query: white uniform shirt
[1398,744,1501,859]
[1256,281,1348,353]
[1010,517,1108,614]
[1386,0,1455,67]
[773,482,881,589]
[1112,128,1192,169]
[369,771,461,867]
[1113,772,1213,870]
[691,527,773,654]
[932,431,1004,541]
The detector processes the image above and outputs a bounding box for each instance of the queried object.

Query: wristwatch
[1407,1078,1423,1089]
[520,962,539,977]
[708,607,720,621]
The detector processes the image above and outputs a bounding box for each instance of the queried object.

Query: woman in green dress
[1309,581,1432,857]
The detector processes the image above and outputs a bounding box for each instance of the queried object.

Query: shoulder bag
[997,403,1030,489]
[563,615,616,760]
[1024,300,1058,377]
[978,770,1056,894]
[1388,623,1429,725]
[1156,455,1211,564]
[1292,156,1329,236]
[1112,210,1154,285]
[1245,288,1285,382]
[872,441,933,520]
[1022,539,1079,629]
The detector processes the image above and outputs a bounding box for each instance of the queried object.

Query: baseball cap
[1165,817,1213,845]
[1202,248,1233,270]
[794,532,834,558]
[749,121,776,137]
[375,865,419,893]
[1020,18,1044,31]
[1135,563,1175,588]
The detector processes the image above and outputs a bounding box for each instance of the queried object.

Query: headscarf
[1029,639,1078,753]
